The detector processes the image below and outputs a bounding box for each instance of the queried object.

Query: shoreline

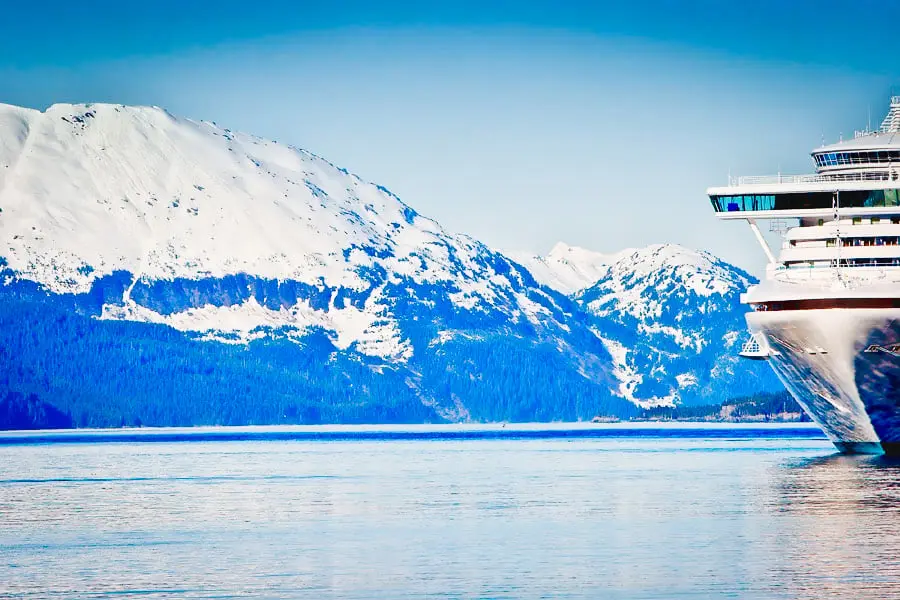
[0,421,827,445]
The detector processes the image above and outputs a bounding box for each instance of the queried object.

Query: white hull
[748,308,900,454]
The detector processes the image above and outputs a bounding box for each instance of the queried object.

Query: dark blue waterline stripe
[0,427,827,446]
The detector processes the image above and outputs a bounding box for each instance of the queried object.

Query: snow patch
[675,373,699,388]
[98,296,412,361]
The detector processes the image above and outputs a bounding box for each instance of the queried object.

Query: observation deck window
[814,150,900,167]
[711,195,775,212]
[711,189,900,213]
[864,190,900,206]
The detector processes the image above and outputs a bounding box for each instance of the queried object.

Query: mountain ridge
[516,242,774,406]
[0,102,778,427]
[507,242,634,295]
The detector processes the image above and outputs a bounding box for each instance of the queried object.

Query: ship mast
[833,190,843,285]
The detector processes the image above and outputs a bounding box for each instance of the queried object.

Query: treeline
[0,279,632,429]
[722,391,810,420]
[0,391,74,429]
[636,391,810,422]
[0,285,440,428]
[412,334,638,422]
[0,272,787,430]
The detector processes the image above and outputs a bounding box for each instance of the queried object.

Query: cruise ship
[708,97,900,455]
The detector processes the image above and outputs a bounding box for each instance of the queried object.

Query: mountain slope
[575,244,779,406]
[0,103,635,425]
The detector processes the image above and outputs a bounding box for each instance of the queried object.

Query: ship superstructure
[707,97,900,454]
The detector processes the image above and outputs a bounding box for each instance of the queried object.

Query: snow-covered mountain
[507,242,633,295]
[0,102,777,426]
[521,242,778,406]
[0,102,635,425]
[0,103,545,357]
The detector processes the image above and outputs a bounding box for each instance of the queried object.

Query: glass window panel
[865,190,881,206]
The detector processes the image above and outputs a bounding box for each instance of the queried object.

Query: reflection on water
[0,435,898,599]
[768,454,900,599]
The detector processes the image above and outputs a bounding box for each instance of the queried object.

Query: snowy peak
[510,242,632,295]
[576,243,754,320]
[571,243,765,407]
[600,243,749,290]
[547,241,602,261]
[513,240,751,305]
[0,102,597,365]
[0,102,776,415]
[508,240,768,408]
[0,102,480,294]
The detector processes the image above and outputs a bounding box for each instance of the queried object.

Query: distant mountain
[507,242,633,295]
[0,102,635,427]
[519,243,779,406]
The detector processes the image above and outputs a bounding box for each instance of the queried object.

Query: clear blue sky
[2,1,897,269]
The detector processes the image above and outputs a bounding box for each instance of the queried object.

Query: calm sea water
[1,426,898,599]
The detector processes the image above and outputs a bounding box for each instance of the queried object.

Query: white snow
[722,330,741,348]
[99,296,412,360]
[531,242,752,408]
[637,323,705,352]
[509,242,633,295]
[594,334,676,408]
[675,373,699,388]
[0,101,755,403]
[0,103,495,295]
[579,243,748,320]
[0,102,545,359]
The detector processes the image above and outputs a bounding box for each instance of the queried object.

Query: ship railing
[730,172,896,186]
[770,264,900,284]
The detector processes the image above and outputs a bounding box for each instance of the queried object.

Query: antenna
[834,190,844,285]
[868,104,872,132]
